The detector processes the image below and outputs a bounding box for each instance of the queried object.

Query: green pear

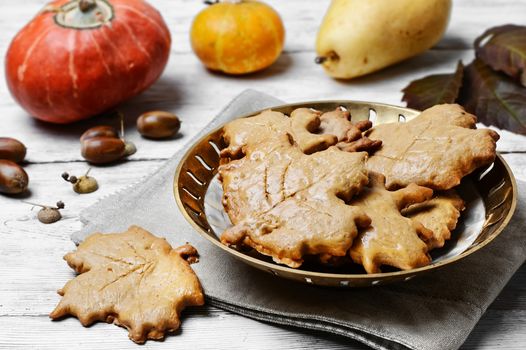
[316,0,452,79]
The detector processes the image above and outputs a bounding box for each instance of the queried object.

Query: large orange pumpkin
[5,0,171,124]
[190,0,285,75]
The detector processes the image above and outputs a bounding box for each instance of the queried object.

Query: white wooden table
[1,1,525,349]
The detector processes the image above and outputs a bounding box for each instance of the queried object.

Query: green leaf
[401,61,464,111]
[460,59,526,135]
[475,24,526,87]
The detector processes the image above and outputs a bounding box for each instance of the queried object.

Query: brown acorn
[80,115,136,164]
[137,111,181,139]
[23,200,65,224]
[0,159,29,194]
[0,137,26,163]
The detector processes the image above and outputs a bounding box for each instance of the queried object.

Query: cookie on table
[50,226,204,344]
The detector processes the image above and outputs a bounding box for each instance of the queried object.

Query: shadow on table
[332,47,467,87]
[27,75,184,142]
[202,53,294,81]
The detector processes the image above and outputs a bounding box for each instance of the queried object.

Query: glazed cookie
[50,226,204,344]
[350,173,434,274]
[220,107,380,160]
[220,134,371,268]
[366,104,499,190]
[403,190,465,249]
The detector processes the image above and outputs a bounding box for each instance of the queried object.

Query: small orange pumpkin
[190,0,285,75]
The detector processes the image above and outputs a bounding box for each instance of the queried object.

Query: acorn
[23,200,65,224]
[80,114,136,164]
[0,159,29,194]
[62,169,98,194]
[137,111,181,139]
[81,135,127,164]
[79,125,119,143]
[0,137,26,163]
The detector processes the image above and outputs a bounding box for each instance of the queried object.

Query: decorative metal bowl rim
[174,100,518,282]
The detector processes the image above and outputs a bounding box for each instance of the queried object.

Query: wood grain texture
[0,1,524,163]
[0,0,525,349]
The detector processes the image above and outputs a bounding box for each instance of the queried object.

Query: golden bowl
[174,101,517,287]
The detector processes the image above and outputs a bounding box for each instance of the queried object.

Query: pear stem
[204,0,241,4]
[314,56,327,64]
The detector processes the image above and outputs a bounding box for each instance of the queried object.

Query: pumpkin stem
[204,0,219,4]
[79,0,96,13]
[55,0,113,29]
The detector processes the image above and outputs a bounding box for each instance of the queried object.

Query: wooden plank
[0,265,525,349]
[1,1,525,163]
[1,0,524,54]
[1,153,524,259]
[1,1,525,349]
[1,309,526,349]
[0,315,364,350]
[0,310,525,350]
[0,160,525,349]
[0,49,468,162]
[0,48,524,163]
[463,310,526,350]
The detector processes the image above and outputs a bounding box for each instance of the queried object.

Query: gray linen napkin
[75,89,526,350]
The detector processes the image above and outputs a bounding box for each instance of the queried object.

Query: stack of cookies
[218,104,499,273]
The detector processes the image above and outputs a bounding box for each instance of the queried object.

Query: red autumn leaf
[460,59,526,135]
[401,61,464,111]
[475,24,526,87]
